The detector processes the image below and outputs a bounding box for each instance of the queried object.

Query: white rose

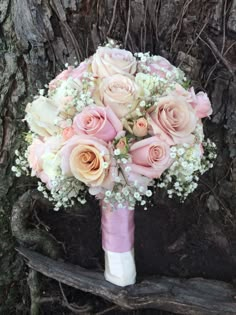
[25,96,60,137]
[41,152,61,179]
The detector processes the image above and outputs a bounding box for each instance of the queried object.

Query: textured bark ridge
[1,0,236,314]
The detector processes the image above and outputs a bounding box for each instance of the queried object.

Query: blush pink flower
[148,93,197,145]
[28,138,45,174]
[28,136,63,187]
[129,136,172,178]
[60,135,114,189]
[62,127,76,141]
[92,47,137,78]
[73,106,122,142]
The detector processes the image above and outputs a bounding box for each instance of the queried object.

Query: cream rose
[148,93,197,145]
[60,135,113,189]
[92,47,136,78]
[25,96,61,137]
[98,74,139,118]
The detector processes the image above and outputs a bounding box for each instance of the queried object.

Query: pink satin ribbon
[101,203,135,253]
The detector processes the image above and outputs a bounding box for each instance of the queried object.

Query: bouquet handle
[101,202,136,287]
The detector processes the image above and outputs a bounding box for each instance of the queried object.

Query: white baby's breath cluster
[37,176,86,211]
[103,176,153,211]
[11,149,30,177]
[135,53,186,88]
[74,74,95,112]
[157,140,217,200]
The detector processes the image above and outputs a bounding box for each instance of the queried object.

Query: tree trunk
[1,0,236,314]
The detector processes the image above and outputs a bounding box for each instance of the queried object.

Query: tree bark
[1,0,236,314]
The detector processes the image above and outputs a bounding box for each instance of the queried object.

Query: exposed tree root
[18,246,236,315]
[11,190,61,259]
[11,191,62,314]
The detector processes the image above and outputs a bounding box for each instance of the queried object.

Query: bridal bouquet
[13,43,216,286]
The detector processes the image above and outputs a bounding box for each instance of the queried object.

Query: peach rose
[92,47,136,78]
[62,127,76,141]
[25,96,61,137]
[133,117,148,137]
[60,135,113,189]
[148,93,197,145]
[98,74,139,118]
[129,136,172,178]
[73,106,122,142]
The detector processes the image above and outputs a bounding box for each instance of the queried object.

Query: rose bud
[133,117,148,137]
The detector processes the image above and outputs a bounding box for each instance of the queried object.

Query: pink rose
[60,135,114,189]
[49,67,74,90]
[148,93,197,145]
[129,136,172,178]
[194,91,212,118]
[70,61,90,80]
[92,47,136,78]
[98,74,139,118]
[133,117,148,137]
[49,61,90,90]
[28,138,45,174]
[73,106,122,142]
[149,56,175,79]
[176,85,213,119]
[38,171,51,188]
